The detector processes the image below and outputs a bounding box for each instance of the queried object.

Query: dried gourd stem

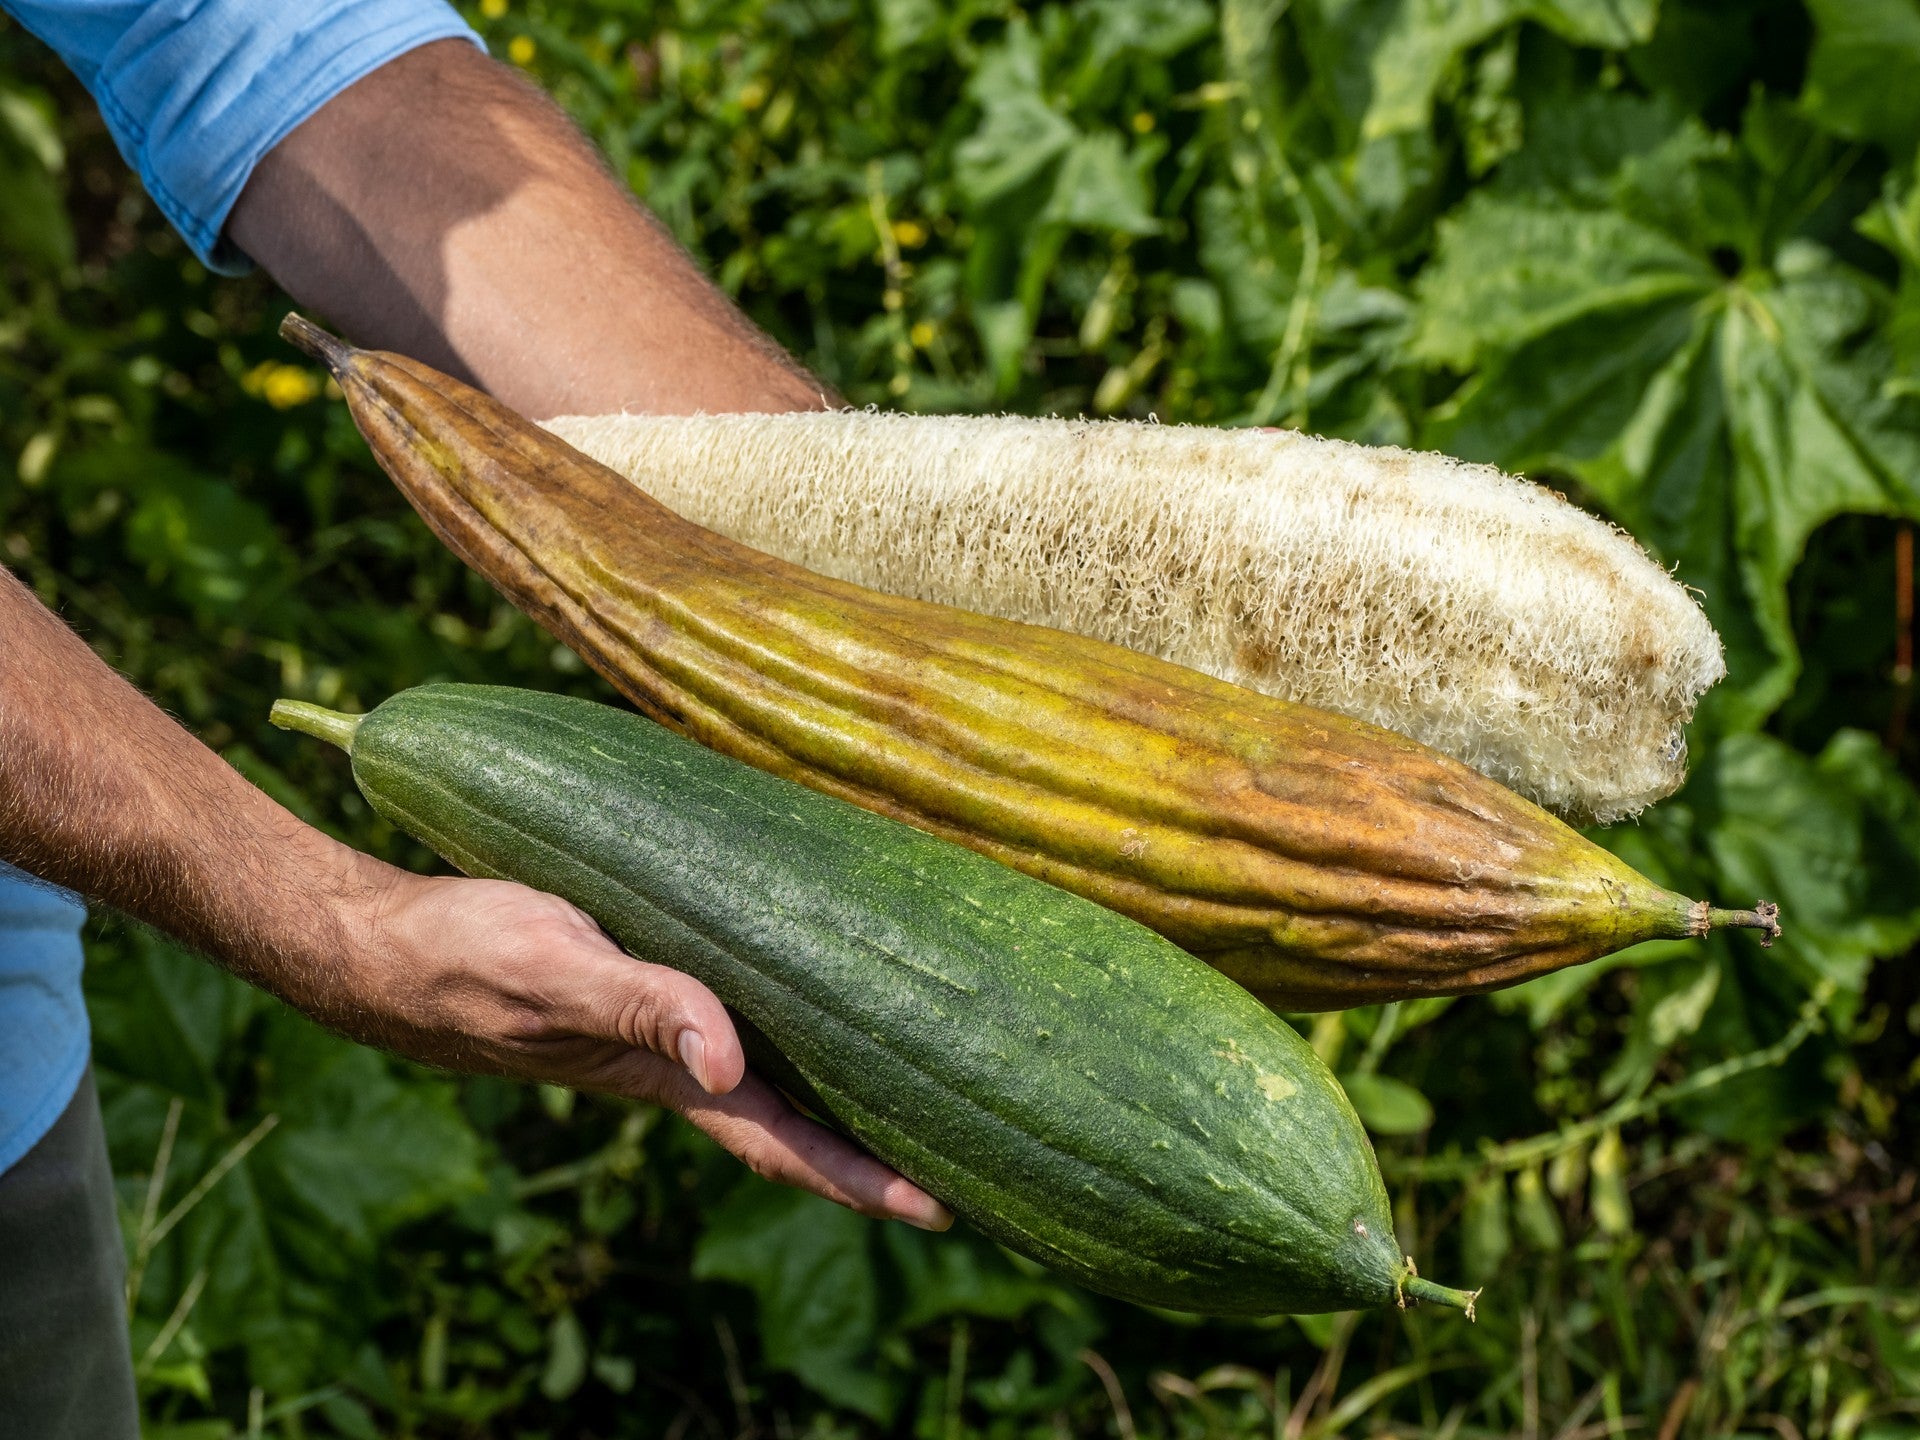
[280,312,351,371]
[1690,899,1782,946]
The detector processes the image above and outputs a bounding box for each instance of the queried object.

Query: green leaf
[1354,0,1531,141]
[1460,1171,1511,1282]
[1709,268,1920,720]
[884,1226,1072,1330]
[1511,1164,1564,1251]
[88,926,262,1107]
[0,83,72,272]
[1422,110,1920,733]
[693,1181,897,1419]
[1040,131,1158,234]
[540,1309,589,1401]
[1803,0,1920,158]
[1695,731,1920,992]
[1527,0,1658,48]
[1081,0,1216,69]
[124,471,293,621]
[874,0,943,54]
[1587,1127,1633,1237]
[1495,89,1693,205]
[1414,196,1715,369]
[1195,182,1313,355]
[1428,296,1708,469]
[1340,1072,1434,1135]
[1867,1307,1920,1395]
[956,20,1077,211]
[0,86,67,175]
[1600,954,1721,1100]
[90,930,482,1394]
[956,94,1077,210]
[1307,0,1656,143]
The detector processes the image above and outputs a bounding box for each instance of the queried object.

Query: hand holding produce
[312,865,951,1230]
[274,683,1478,1318]
[0,555,936,1228]
[281,315,1777,1013]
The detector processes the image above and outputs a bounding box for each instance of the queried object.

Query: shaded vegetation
[2,1,1918,1435]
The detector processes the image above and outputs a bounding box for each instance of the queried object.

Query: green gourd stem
[1402,1276,1480,1320]
[269,700,364,753]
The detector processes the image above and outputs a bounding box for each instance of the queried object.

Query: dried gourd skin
[548,411,1725,825]
[279,313,1778,1015]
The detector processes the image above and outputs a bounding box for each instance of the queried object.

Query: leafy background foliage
[2,0,1919,1435]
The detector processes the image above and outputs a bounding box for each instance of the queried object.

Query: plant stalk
[1693,899,1781,946]
[1401,1276,1480,1320]
[269,700,364,753]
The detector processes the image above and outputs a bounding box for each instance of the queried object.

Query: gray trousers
[0,1067,139,1439]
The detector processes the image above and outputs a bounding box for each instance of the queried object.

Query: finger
[671,1067,952,1230]
[549,948,747,1096]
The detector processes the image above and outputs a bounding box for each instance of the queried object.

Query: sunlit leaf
[1803,0,1920,158]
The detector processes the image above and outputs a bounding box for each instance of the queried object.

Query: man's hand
[0,30,934,1227]
[340,869,949,1228]
[0,565,947,1229]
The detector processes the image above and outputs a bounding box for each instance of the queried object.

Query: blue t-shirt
[0,866,88,1173]
[0,0,482,1173]
[1,0,482,273]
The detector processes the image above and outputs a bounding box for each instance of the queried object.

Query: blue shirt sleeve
[1,0,485,274]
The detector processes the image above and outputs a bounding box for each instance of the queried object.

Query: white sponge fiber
[545,410,1724,824]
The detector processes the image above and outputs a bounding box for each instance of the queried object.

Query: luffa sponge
[544,411,1724,824]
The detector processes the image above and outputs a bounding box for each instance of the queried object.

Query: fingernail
[679,1029,712,1092]
[904,1202,954,1233]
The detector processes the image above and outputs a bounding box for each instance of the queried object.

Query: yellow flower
[909,320,936,349]
[243,361,321,409]
[479,0,507,18]
[508,34,536,66]
[1132,110,1156,133]
[890,219,928,249]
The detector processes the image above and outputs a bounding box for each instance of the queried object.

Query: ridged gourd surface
[353,684,1403,1314]
[545,409,1727,824]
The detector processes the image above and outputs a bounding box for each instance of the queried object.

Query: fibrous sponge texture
[544,411,1724,824]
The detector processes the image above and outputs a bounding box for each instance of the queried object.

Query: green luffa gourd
[274,683,1475,1318]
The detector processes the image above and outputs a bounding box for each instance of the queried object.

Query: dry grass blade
[1081,1348,1138,1440]
[1304,1356,1462,1440]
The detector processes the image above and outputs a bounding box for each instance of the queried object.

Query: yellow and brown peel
[281,314,1780,1011]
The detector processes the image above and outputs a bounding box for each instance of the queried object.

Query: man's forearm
[0,566,378,1016]
[227,40,831,420]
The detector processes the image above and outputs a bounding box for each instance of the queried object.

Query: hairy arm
[0,566,943,1226]
[226,38,829,419]
[0,40,947,1226]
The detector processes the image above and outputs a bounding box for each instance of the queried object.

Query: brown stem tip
[279,313,352,374]
[1698,899,1781,948]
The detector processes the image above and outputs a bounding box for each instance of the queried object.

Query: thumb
[555,948,747,1096]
